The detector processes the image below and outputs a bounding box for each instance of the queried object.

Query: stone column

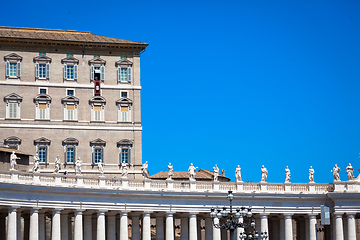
[347,213,356,240]
[52,209,62,240]
[156,216,164,240]
[107,212,116,240]
[279,216,285,240]
[29,208,40,240]
[120,211,129,240]
[131,215,141,240]
[97,210,107,240]
[205,217,213,240]
[212,217,220,240]
[309,214,317,240]
[83,212,93,240]
[181,217,189,240]
[60,211,68,240]
[166,212,175,240]
[8,207,18,240]
[189,213,198,240]
[142,212,152,240]
[260,213,269,235]
[334,213,344,240]
[284,213,293,240]
[74,210,84,240]
[17,209,22,240]
[39,212,45,240]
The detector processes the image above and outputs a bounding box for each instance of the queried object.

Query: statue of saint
[121,161,128,178]
[167,163,174,180]
[141,161,149,179]
[32,154,40,172]
[331,164,341,181]
[10,151,19,170]
[188,163,198,181]
[346,163,354,181]
[54,156,61,174]
[98,160,104,175]
[75,157,82,175]
[309,166,314,183]
[261,165,268,182]
[235,165,242,182]
[285,166,291,183]
[213,164,219,182]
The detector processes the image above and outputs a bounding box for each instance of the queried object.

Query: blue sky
[2,0,360,183]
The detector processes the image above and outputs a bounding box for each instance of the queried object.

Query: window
[62,138,79,164]
[121,92,127,98]
[4,136,21,150]
[4,53,22,79]
[39,88,47,94]
[33,55,51,80]
[34,137,51,164]
[62,56,79,81]
[34,94,51,120]
[67,89,74,96]
[39,52,46,56]
[67,54,73,57]
[116,97,132,122]
[61,95,79,121]
[89,96,106,122]
[116,59,132,83]
[120,56,126,59]
[4,93,22,119]
[89,57,106,82]
[90,138,106,164]
[117,139,132,164]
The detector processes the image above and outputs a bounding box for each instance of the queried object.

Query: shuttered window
[66,147,75,163]
[38,147,47,163]
[121,106,128,122]
[9,103,17,119]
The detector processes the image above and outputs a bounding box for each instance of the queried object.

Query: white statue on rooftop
[98,160,104,175]
[32,154,40,172]
[10,151,19,170]
[285,166,291,183]
[309,166,314,183]
[331,164,340,181]
[346,163,354,181]
[235,165,242,182]
[188,163,198,181]
[75,157,82,175]
[167,163,174,180]
[121,161,128,178]
[213,164,219,182]
[141,161,149,179]
[54,155,61,174]
[261,165,268,182]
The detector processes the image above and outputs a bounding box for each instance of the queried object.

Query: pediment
[4,136,22,144]
[115,59,132,67]
[61,95,80,104]
[34,137,51,145]
[89,57,106,65]
[4,93,23,102]
[117,139,133,147]
[4,53,23,61]
[34,94,52,103]
[61,56,79,64]
[115,97,132,105]
[90,138,106,147]
[33,55,52,63]
[62,137,79,146]
[89,96,106,104]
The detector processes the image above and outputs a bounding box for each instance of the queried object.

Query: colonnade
[1,207,358,240]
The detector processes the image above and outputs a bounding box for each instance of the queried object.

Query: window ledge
[90,121,105,123]
[63,120,78,122]
[35,119,50,122]
[117,121,132,124]
[118,81,131,84]
[5,118,21,121]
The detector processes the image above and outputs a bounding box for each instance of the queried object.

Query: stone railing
[2,170,356,194]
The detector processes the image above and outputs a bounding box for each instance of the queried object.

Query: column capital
[119,211,130,216]
[30,207,41,213]
[166,211,176,216]
[97,209,108,215]
[143,211,153,214]
[308,213,317,218]
[260,213,270,217]
[333,212,344,216]
[284,213,294,218]
[52,208,64,213]
[189,212,198,216]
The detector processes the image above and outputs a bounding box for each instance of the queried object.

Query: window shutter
[35,63,39,78]
[46,63,50,78]
[74,65,78,80]
[66,104,75,110]
[128,67,132,82]
[17,62,21,77]
[38,103,47,109]
[117,67,121,82]
[100,66,105,81]
[90,66,94,80]
[63,65,67,79]
[5,62,10,77]
[94,105,102,111]
[92,148,95,164]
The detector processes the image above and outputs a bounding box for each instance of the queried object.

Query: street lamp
[210,191,268,240]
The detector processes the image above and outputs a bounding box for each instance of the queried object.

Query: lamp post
[210,191,268,240]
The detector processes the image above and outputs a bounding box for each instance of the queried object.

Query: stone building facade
[0,27,148,178]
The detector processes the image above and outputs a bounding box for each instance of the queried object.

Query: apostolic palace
[0,27,360,240]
